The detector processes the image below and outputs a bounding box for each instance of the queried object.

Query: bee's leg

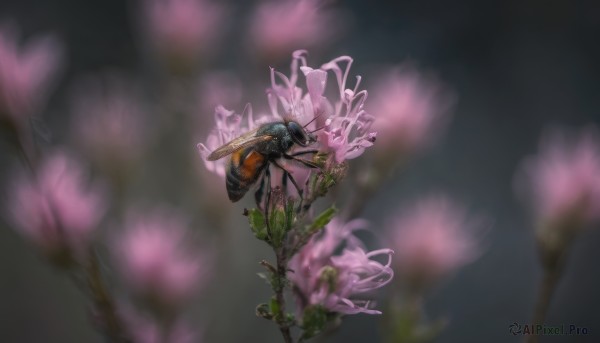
[289,149,319,157]
[264,166,272,238]
[281,168,288,190]
[255,175,265,211]
[283,153,321,171]
[272,160,304,211]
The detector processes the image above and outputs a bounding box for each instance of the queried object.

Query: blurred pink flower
[389,196,481,286]
[115,208,209,309]
[70,74,148,167]
[121,305,198,343]
[515,127,600,228]
[0,25,62,125]
[248,0,343,61]
[141,0,226,65]
[8,152,106,259]
[288,218,393,315]
[369,65,454,156]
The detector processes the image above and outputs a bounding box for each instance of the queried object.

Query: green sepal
[247,208,268,241]
[269,207,287,248]
[285,198,295,233]
[300,305,328,340]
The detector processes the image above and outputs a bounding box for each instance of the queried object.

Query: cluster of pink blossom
[387,196,482,287]
[140,0,226,66]
[114,207,209,310]
[110,207,209,342]
[70,74,148,168]
[8,152,106,262]
[516,127,600,229]
[288,219,393,315]
[198,51,376,179]
[368,65,454,157]
[248,0,343,60]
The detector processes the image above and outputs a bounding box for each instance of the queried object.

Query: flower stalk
[526,221,575,343]
[527,267,561,343]
[274,249,293,343]
[85,250,131,343]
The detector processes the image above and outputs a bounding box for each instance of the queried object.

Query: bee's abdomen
[226,147,267,202]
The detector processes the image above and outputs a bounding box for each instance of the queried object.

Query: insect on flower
[206,117,320,206]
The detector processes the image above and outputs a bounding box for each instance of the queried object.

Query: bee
[207,118,320,206]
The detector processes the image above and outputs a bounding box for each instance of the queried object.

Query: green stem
[526,267,561,343]
[274,248,293,343]
[526,226,575,343]
[14,122,38,174]
[85,251,130,343]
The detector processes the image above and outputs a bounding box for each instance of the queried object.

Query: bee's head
[287,120,316,147]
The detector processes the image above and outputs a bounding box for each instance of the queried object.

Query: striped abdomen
[226,147,268,202]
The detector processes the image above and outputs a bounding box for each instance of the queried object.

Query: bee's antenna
[308,125,326,134]
[303,112,324,129]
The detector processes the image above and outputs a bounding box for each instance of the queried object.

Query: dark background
[1,0,599,342]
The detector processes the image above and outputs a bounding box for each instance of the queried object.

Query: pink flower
[515,127,600,228]
[369,65,454,156]
[197,51,375,198]
[248,0,344,61]
[141,0,226,65]
[389,196,482,286]
[288,218,394,315]
[70,74,148,167]
[197,104,261,178]
[266,51,377,163]
[115,208,209,309]
[8,152,106,259]
[318,55,376,163]
[0,25,62,125]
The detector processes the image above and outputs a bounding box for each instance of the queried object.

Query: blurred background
[0,0,599,342]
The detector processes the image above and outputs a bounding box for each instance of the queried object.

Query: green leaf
[307,206,337,235]
[269,297,280,317]
[247,208,268,241]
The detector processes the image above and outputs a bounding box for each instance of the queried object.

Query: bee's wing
[207,129,273,161]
